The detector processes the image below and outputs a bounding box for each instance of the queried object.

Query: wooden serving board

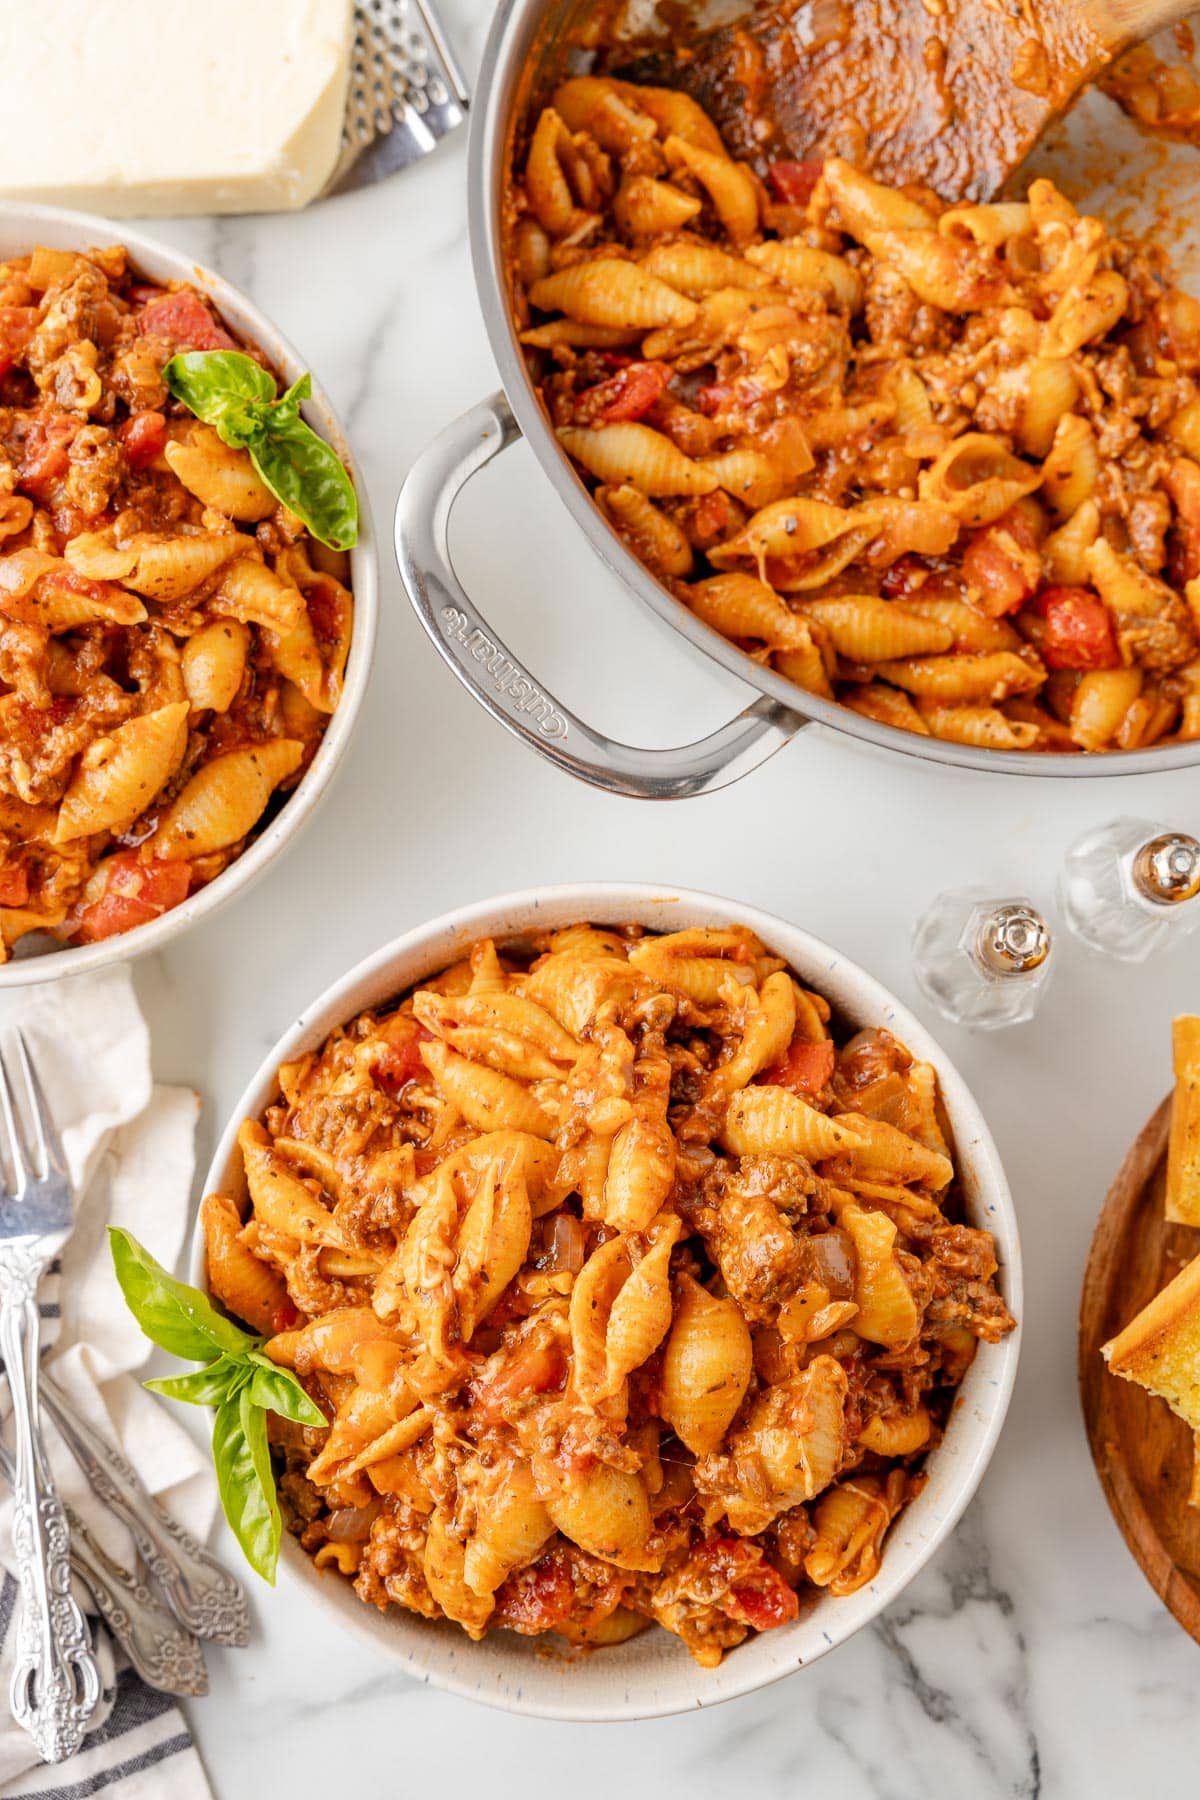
[1079,1095,1200,1641]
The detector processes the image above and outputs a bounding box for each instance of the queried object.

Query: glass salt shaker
[911,889,1052,1030]
[1060,817,1200,962]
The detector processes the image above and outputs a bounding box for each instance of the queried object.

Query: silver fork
[0,1440,208,1698]
[0,1034,100,1761]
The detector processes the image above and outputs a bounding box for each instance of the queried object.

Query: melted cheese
[0,0,353,215]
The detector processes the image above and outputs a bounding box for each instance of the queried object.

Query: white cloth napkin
[0,966,215,1797]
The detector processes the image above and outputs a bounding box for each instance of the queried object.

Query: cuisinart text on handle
[440,608,568,740]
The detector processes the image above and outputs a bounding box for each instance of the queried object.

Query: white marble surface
[78,4,1200,1793]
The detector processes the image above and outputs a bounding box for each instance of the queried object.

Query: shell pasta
[0,246,353,956]
[204,922,1015,1666]
[509,76,1200,755]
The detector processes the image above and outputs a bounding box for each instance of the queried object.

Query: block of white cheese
[0,0,354,215]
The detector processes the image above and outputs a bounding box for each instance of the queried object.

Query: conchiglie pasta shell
[917,434,1042,528]
[662,133,760,245]
[164,425,275,519]
[699,450,788,510]
[551,77,660,154]
[744,241,863,310]
[603,1218,681,1385]
[211,556,305,632]
[823,156,937,236]
[558,423,717,497]
[723,1085,865,1161]
[570,1235,631,1402]
[452,1153,533,1339]
[202,1191,290,1335]
[858,1404,931,1456]
[413,990,580,1081]
[917,700,1040,750]
[603,1116,677,1233]
[708,496,867,565]
[661,1272,752,1454]
[182,620,249,714]
[614,175,702,237]
[708,970,797,1093]
[462,1460,554,1600]
[833,1112,953,1188]
[530,260,697,329]
[801,597,953,661]
[597,484,694,578]
[872,651,1044,702]
[119,532,247,601]
[729,1355,847,1525]
[238,1118,344,1249]
[152,737,304,859]
[54,700,188,843]
[424,1508,494,1637]
[805,1476,900,1594]
[418,1038,558,1140]
[640,241,770,297]
[534,1456,655,1569]
[839,1202,921,1348]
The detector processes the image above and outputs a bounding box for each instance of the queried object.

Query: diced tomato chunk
[768,160,823,206]
[18,414,78,499]
[759,1036,836,1095]
[270,1301,300,1334]
[0,867,30,907]
[691,489,738,544]
[0,306,37,379]
[473,1335,566,1424]
[492,1549,575,1634]
[370,1019,433,1096]
[135,289,236,352]
[725,1565,801,1631]
[576,360,673,425]
[73,851,191,944]
[119,409,167,470]
[1032,585,1121,670]
[962,512,1041,616]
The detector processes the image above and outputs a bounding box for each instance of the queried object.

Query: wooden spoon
[620,0,1198,201]
[1079,1094,1200,1641]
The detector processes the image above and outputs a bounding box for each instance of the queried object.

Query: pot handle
[394,391,811,800]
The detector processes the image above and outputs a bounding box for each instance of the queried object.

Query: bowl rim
[191,881,1023,1721]
[0,200,378,987]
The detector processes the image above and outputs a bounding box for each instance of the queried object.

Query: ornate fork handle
[67,1515,209,1697]
[41,1375,249,1647]
[0,1264,100,1761]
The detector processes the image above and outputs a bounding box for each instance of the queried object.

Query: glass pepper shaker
[911,889,1052,1030]
[1060,817,1200,962]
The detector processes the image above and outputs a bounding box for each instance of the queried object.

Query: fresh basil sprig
[109,1226,323,1582]
[163,349,358,552]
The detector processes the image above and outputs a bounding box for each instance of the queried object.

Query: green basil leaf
[109,1227,255,1362]
[212,1389,281,1584]
[249,417,358,551]
[145,1353,251,1407]
[245,1354,325,1427]
[163,350,277,447]
[272,372,313,427]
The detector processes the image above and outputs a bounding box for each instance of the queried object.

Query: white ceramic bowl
[193,883,1022,1720]
[0,203,378,986]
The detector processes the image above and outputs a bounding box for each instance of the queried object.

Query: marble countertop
[83,4,1200,1792]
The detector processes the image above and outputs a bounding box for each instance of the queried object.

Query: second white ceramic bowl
[193,882,1022,1720]
[0,203,378,986]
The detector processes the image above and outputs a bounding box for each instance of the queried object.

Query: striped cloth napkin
[0,965,215,1796]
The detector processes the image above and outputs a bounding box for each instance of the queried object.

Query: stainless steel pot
[394,0,1200,796]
